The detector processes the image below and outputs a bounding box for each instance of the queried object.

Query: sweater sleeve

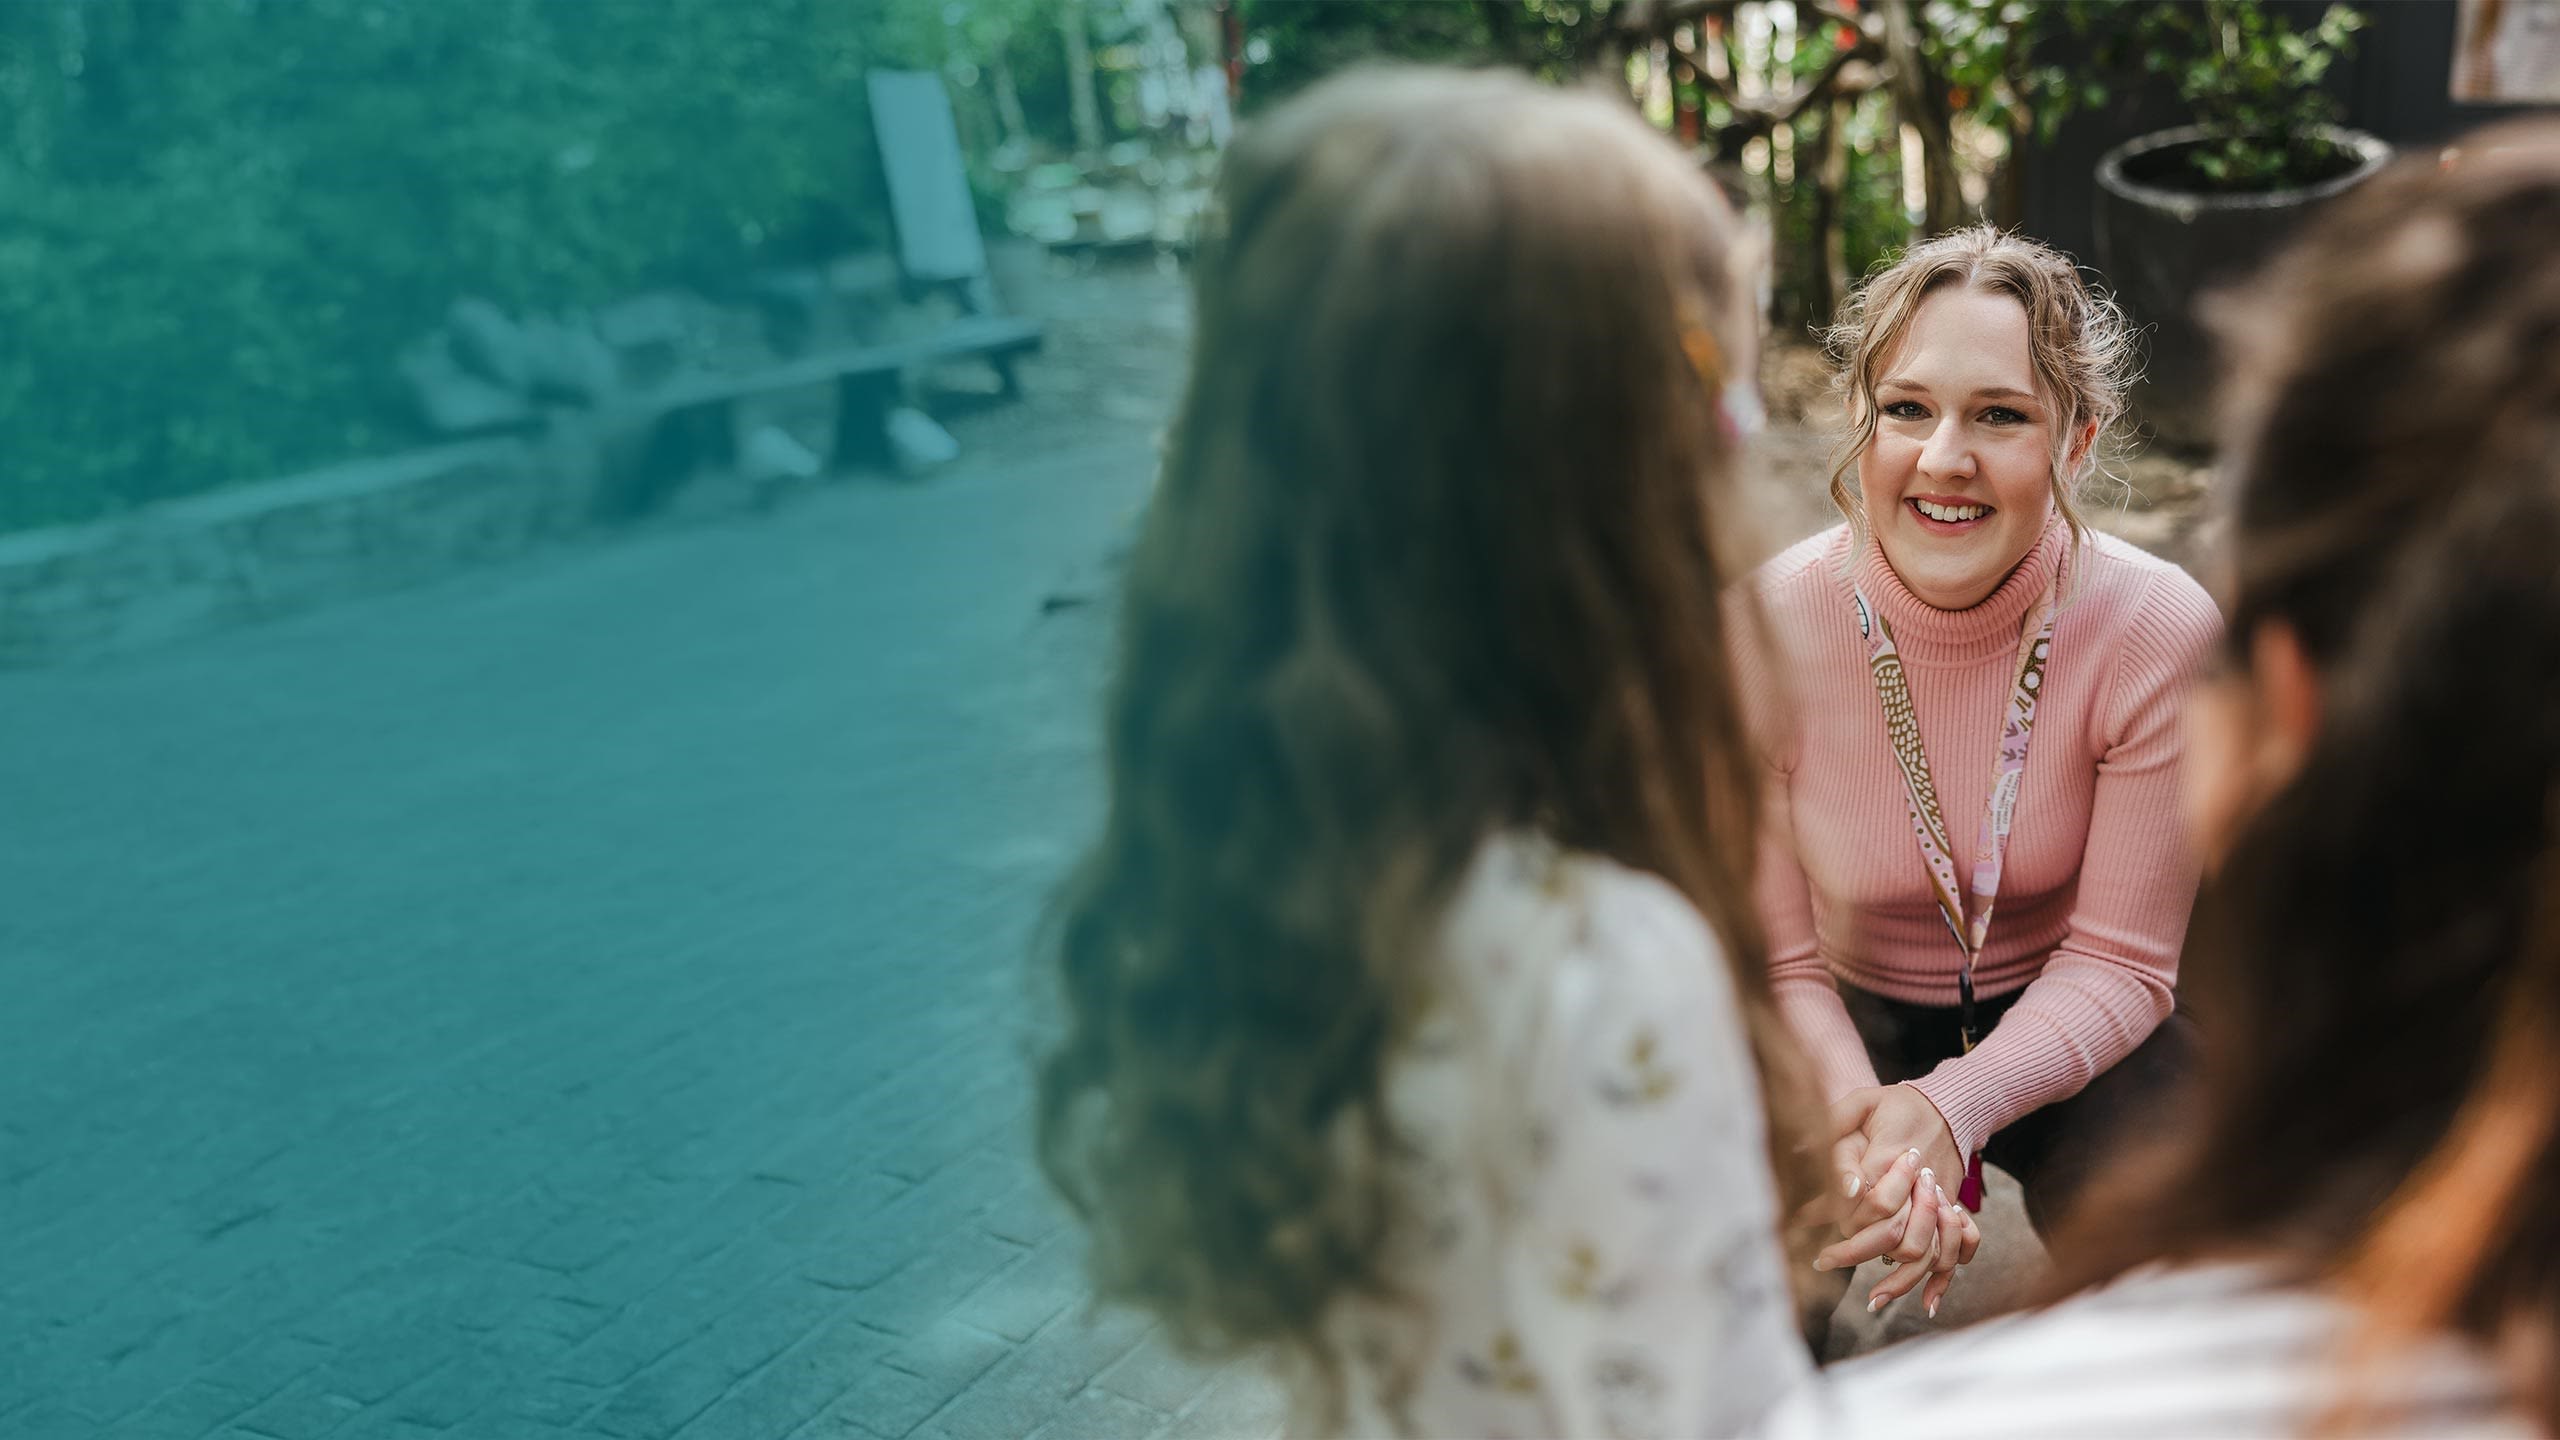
[1907,569,2221,1161]
[1757,767,1883,1102]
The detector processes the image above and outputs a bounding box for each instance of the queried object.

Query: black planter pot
[2094,124,2392,451]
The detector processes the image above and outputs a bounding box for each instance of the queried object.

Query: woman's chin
[1881,534,2011,610]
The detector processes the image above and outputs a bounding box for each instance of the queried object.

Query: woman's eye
[1881,401,1927,419]
[1983,407,2029,425]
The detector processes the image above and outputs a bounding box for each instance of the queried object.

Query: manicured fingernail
[1867,1293,1886,1313]
[1920,1167,1934,1185]
[1927,1296,1940,1319]
[1812,1257,1832,1272]
[1904,1148,1921,1163]
[1844,1173,1862,1198]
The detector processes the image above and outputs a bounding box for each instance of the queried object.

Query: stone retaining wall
[0,425,614,666]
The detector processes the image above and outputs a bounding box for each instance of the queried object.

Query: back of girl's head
[1158,67,1763,821]
[1034,65,1801,1403]
[2059,120,2560,1427]
[1825,225,2134,542]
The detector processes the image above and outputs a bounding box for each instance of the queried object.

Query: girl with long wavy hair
[1034,66,1978,1437]
[1768,119,2560,1436]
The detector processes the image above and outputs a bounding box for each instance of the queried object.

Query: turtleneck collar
[1852,514,2069,665]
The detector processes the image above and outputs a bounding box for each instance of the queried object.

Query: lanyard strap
[1850,558,2062,1053]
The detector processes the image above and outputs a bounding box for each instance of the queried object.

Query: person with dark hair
[1033,65,1978,1438]
[1765,120,2560,1435]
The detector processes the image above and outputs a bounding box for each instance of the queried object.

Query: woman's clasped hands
[1796,1083,1981,1319]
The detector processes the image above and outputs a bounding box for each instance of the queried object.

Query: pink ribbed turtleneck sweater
[1741,519,2222,1161]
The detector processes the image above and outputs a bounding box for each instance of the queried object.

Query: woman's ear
[2249,618,2323,790]
[2066,418,2099,475]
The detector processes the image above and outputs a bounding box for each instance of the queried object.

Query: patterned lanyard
[1850,554,2062,1056]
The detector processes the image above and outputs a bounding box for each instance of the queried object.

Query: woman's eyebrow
[1875,378,2039,404]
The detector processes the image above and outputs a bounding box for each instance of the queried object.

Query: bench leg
[835,372,899,471]
[610,401,738,520]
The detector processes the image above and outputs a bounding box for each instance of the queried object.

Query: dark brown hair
[2055,120,2560,1429]
[1033,65,1821,1415]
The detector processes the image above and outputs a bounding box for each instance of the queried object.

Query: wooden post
[1058,0,1104,159]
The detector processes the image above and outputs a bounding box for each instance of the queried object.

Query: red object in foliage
[1219,0,1243,100]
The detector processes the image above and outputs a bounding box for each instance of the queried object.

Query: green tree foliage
[2156,0,2365,188]
[0,0,927,532]
[2007,0,2365,190]
[1235,0,1611,110]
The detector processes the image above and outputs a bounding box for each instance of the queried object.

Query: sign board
[868,70,989,285]
[2455,0,2560,102]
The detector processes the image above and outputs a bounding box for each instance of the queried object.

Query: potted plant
[2071,0,2388,448]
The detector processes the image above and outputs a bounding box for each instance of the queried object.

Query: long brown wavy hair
[1034,65,1823,1409]
[2051,120,2560,1430]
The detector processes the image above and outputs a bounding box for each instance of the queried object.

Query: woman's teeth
[1914,499,1988,523]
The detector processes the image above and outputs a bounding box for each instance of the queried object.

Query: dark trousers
[1839,982,2199,1237]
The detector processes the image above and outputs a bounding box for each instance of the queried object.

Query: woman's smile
[1907,494,1995,532]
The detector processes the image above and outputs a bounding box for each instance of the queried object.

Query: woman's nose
[1919,420,1976,481]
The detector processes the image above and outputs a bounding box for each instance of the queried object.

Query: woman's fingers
[1862,1170,1951,1313]
[1852,1147,1923,1228]
[1822,1148,1919,1257]
[1863,1219,1925,1301]
[1919,1181,1966,1318]
[1813,1204,1907,1273]
[1927,1179,1964,1271]
[1830,1132,1868,1206]
[1955,1203,1982,1267]
[1824,1089,1886,1202]
[1884,1169,1943,1267]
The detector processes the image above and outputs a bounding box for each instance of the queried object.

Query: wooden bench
[597,70,1050,518]
[603,312,1043,516]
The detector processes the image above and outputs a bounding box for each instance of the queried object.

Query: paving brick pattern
[0,257,1284,1440]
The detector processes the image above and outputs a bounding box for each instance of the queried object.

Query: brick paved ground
[0,253,1284,1440]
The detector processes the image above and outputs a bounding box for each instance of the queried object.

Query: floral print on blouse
[1319,833,1811,1439]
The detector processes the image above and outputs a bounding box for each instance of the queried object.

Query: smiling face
[1858,285,2073,610]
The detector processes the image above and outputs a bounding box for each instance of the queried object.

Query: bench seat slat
[638,315,1041,413]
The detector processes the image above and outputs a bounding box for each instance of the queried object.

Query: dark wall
[2017,0,2554,267]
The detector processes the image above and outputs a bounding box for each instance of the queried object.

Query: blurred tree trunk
[1058,0,1104,157]
[1989,117,2028,229]
[1881,0,1965,235]
[991,49,1031,150]
[1810,93,1851,324]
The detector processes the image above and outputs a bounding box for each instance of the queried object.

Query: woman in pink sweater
[1746,228,2221,1260]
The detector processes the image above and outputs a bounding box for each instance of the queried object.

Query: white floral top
[1318,833,1811,1439]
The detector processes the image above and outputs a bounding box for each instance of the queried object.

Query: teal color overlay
[0,2,1215,1432]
